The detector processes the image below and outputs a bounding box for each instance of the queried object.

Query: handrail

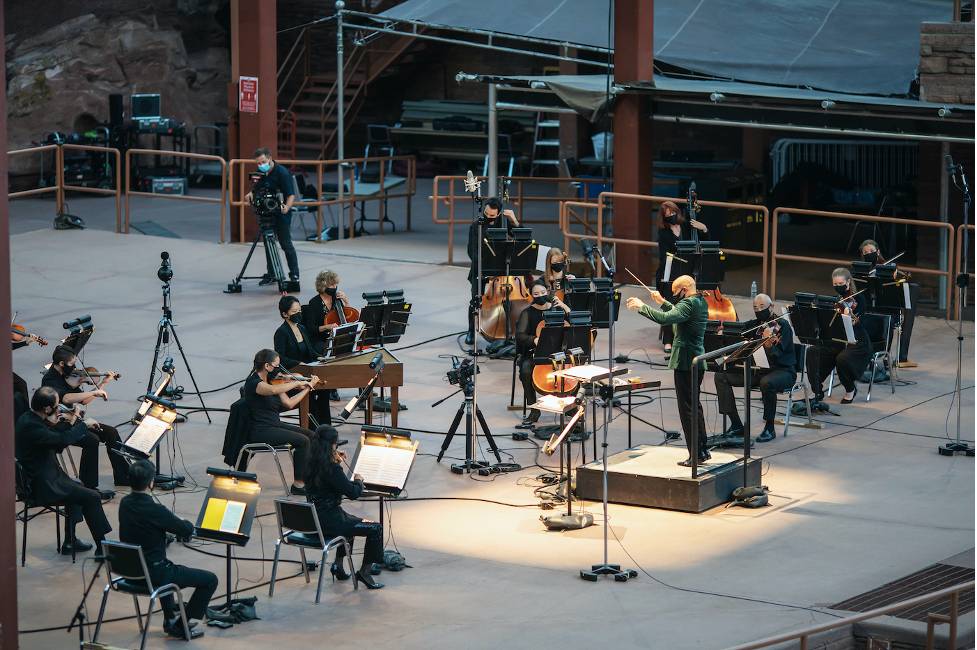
[8,145,63,213]
[771,207,956,319]
[61,144,122,232]
[124,149,228,242]
[728,580,974,650]
[955,223,974,320]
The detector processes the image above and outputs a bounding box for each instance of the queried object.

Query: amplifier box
[148,177,186,195]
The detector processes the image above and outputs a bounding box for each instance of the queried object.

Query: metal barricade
[124,149,228,242]
[770,207,956,319]
[62,144,122,232]
[955,223,974,319]
[8,145,63,212]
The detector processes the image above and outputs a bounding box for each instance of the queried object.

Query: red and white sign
[239,76,258,114]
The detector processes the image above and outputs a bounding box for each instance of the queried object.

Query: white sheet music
[752,346,770,369]
[535,244,552,273]
[902,281,912,310]
[352,442,417,490]
[125,414,170,455]
[663,254,674,282]
[842,314,856,344]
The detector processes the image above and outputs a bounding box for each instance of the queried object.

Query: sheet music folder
[348,426,417,496]
[193,473,261,546]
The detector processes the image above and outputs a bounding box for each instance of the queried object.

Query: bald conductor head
[626,274,697,311]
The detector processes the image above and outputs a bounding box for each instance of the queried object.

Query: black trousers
[89,423,130,486]
[331,518,384,572]
[310,390,332,426]
[71,431,102,491]
[153,561,219,621]
[518,355,536,408]
[897,283,918,361]
[61,482,112,541]
[673,369,707,456]
[248,423,312,482]
[265,212,299,279]
[715,367,796,423]
[12,372,29,421]
[808,341,871,399]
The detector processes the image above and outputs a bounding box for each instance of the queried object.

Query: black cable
[391,330,466,352]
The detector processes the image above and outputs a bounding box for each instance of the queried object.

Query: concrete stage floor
[9,225,975,649]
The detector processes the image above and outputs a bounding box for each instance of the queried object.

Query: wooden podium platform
[296,349,403,428]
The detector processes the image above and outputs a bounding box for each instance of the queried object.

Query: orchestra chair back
[14,459,73,566]
[92,540,191,650]
[780,343,816,436]
[270,498,356,603]
[862,313,896,402]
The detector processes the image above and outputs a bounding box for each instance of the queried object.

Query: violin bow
[625,268,656,296]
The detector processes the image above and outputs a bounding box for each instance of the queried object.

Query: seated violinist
[806,268,872,405]
[859,239,917,368]
[305,270,349,400]
[714,294,795,443]
[274,296,331,426]
[244,349,321,495]
[540,248,575,295]
[41,344,128,493]
[514,282,571,427]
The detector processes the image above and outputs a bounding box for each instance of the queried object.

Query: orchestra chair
[777,344,817,436]
[269,499,356,603]
[14,459,74,566]
[92,540,191,650]
[861,313,896,402]
[235,443,294,494]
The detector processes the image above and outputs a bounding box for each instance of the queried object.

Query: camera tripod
[225,224,297,294]
[434,382,501,472]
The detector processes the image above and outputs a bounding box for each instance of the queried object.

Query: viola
[478,275,532,342]
[11,323,48,346]
[66,367,120,395]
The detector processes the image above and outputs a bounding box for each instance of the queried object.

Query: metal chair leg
[826,368,836,397]
[346,540,358,591]
[140,596,155,650]
[867,354,878,402]
[299,547,309,583]
[20,506,28,567]
[269,540,282,597]
[315,548,328,604]
[92,584,112,643]
[784,389,794,437]
[132,594,143,633]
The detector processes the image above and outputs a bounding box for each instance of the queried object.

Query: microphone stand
[581,246,636,582]
[67,558,105,646]
[941,161,975,457]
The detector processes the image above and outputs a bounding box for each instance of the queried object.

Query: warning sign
[239,76,258,114]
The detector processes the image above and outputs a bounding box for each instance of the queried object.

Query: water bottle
[750,280,758,299]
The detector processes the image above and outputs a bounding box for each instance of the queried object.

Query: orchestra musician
[514,281,571,428]
[244,349,321,495]
[540,248,575,295]
[808,268,872,405]
[11,327,36,421]
[275,296,331,425]
[304,270,348,400]
[714,294,796,443]
[626,275,710,466]
[304,425,385,589]
[15,387,112,557]
[656,201,708,357]
[466,197,519,346]
[859,238,918,368]
[41,344,129,493]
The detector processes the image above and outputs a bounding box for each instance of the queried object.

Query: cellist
[466,197,519,346]
[305,270,349,401]
[514,282,570,428]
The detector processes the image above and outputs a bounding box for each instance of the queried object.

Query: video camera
[249,174,283,229]
[446,356,478,389]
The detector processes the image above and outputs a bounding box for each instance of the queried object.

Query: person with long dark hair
[243,349,320,495]
[274,295,331,425]
[655,201,708,357]
[304,425,385,589]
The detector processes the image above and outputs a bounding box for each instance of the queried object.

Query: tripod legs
[165,321,211,423]
[225,230,290,293]
[436,398,501,469]
[436,403,467,463]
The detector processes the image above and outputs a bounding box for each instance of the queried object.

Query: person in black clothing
[655,201,708,356]
[304,425,384,589]
[860,238,918,368]
[304,270,347,402]
[466,197,519,346]
[119,460,215,640]
[41,345,128,494]
[807,268,872,405]
[11,329,38,422]
[243,349,321,495]
[15,387,112,556]
[514,282,571,427]
[245,147,299,284]
[714,294,796,443]
[275,295,331,425]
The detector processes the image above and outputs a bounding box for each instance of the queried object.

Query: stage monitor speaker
[109,94,124,126]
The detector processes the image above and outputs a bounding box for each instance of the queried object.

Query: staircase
[277,4,422,160]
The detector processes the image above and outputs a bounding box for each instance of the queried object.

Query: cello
[324,293,360,327]
[478,181,532,341]
[687,183,736,323]
[530,294,587,396]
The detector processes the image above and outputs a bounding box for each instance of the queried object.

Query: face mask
[834,284,849,296]
[674,291,686,301]
[267,366,281,379]
[550,263,565,273]
[324,287,337,297]
[257,162,271,173]
[533,295,549,306]
[289,313,303,324]
[863,251,879,264]
[63,362,75,374]
[754,308,771,322]
[665,214,679,225]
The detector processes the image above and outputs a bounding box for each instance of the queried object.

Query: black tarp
[376,0,956,96]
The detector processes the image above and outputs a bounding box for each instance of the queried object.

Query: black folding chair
[92,540,191,650]
[862,313,895,402]
[269,498,355,603]
[14,460,72,566]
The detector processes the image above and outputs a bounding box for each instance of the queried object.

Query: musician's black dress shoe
[356,569,384,589]
[677,452,711,467]
[98,489,116,502]
[289,484,307,496]
[331,562,351,581]
[164,617,203,640]
[756,424,776,443]
[840,387,858,404]
[723,423,744,437]
[61,538,93,555]
[258,274,275,286]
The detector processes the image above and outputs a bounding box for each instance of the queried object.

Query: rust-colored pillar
[0,4,19,647]
[230,0,278,241]
[558,48,587,164]
[612,0,654,280]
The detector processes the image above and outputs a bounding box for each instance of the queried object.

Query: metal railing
[62,144,122,232]
[228,154,416,243]
[770,207,956,319]
[559,192,770,290]
[124,149,228,242]
[956,223,974,319]
[728,580,974,650]
[8,145,63,211]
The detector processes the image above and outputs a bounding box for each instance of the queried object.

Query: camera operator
[244,147,300,286]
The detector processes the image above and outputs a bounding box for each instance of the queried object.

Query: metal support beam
[488,83,498,197]
[337,2,346,160]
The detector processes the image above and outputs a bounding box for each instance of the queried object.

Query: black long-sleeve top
[15,411,90,503]
[273,322,321,370]
[306,461,364,529]
[119,491,195,566]
[304,295,330,342]
[744,316,796,372]
[515,307,546,355]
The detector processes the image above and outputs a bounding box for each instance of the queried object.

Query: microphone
[63,315,92,330]
[140,393,178,411]
[946,154,958,175]
[161,356,174,373]
[369,351,385,370]
[581,240,597,270]
[464,169,481,198]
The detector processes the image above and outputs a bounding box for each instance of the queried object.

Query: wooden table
[296,349,403,429]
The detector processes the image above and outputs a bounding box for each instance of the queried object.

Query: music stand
[194,467,261,610]
[62,325,94,354]
[359,295,411,347]
[869,267,911,379]
[350,425,418,533]
[320,322,363,359]
[121,401,177,461]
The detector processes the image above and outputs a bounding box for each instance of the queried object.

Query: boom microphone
[369,351,385,370]
[946,154,958,175]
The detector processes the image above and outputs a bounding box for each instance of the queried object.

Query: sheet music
[535,244,551,273]
[752,346,770,369]
[663,254,674,282]
[352,442,417,490]
[902,281,912,310]
[201,497,246,534]
[124,414,169,455]
[842,314,856,344]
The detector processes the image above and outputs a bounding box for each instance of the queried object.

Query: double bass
[478,181,532,341]
[687,183,736,323]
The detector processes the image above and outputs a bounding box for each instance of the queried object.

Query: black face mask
[754,308,771,322]
[62,362,75,374]
[665,214,679,225]
[674,291,686,301]
[863,251,879,264]
[324,287,337,297]
[550,262,565,273]
[289,313,303,324]
[267,366,281,380]
[532,295,549,306]
[834,284,849,296]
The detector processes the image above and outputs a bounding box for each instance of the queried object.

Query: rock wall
[919,21,975,104]
[6,2,229,174]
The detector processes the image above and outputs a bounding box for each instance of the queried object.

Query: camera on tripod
[250,186,282,231]
[446,357,478,390]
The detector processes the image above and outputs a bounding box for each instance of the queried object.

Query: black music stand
[359,297,411,347]
[482,227,537,356]
[350,425,417,533]
[194,468,261,610]
[565,277,620,329]
[321,322,363,359]
[870,267,911,376]
[62,325,94,354]
[532,311,592,442]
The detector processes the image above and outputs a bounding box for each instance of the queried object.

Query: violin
[834,288,867,326]
[66,367,120,395]
[687,184,737,323]
[44,403,85,427]
[270,368,319,388]
[11,323,48,346]
[323,291,360,327]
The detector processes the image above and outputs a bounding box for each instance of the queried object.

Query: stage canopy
[357,0,954,97]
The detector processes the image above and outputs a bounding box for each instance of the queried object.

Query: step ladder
[530,111,561,176]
